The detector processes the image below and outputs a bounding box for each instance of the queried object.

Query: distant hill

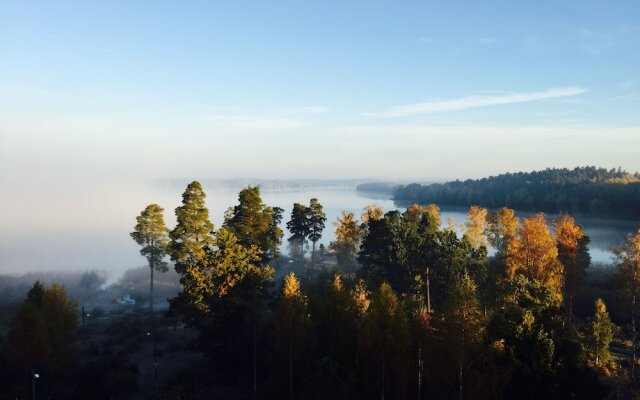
[393,167,640,219]
[158,178,382,190]
[356,182,400,195]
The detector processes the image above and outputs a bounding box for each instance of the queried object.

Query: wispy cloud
[365,87,587,117]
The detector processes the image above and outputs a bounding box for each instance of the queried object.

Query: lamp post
[32,371,39,400]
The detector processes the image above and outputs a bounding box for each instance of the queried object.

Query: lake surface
[1,182,638,281]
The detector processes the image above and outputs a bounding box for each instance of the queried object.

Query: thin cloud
[365,87,587,117]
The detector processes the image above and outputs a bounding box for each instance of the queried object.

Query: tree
[269,206,285,259]
[486,207,519,258]
[224,186,283,262]
[169,181,214,274]
[553,214,590,324]
[276,272,311,400]
[329,211,361,272]
[362,204,384,224]
[462,206,488,249]
[588,298,615,366]
[442,272,484,400]
[7,282,78,397]
[177,228,274,313]
[360,282,410,400]
[424,204,442,227]
[615,229,640,379]
[287,203,311,263]
[308,198,327,267]
[505,213,562,302]
[131,204,170,314]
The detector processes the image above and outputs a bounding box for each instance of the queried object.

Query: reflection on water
[0,184,637,280]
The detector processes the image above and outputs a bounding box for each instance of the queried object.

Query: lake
[1,182,638,281]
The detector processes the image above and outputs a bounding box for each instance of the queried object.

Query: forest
[393,167,640,219]
[2,181,640,399]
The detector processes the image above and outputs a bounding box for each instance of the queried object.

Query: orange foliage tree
[505,213,563,301]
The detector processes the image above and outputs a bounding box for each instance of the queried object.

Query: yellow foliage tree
[424,204,442,227]
[361,204,383,223]
[329,211,361,271]
[554,214,588,323]
[505,213,563,301]
[463,205,488,249]
[486,207,519,257]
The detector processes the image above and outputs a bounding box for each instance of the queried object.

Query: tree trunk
[381,355,385,400]
[253,314,257,400]
[418,338,422,400]
[150,260,154,316]
[569,291,574,325]
[426,267,431,314]
[289,313,293,400]
[312,240,316,269]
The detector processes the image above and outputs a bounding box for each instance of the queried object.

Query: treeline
[4,181,640,399]
[394,166,640,219]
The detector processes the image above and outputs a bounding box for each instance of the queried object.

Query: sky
[1,0,639,184]
[1,0,640,275]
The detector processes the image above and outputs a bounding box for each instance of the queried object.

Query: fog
[1,177,637,282]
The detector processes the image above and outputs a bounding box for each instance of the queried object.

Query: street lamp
[32,371,40,400]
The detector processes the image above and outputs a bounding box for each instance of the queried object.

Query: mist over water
[0,180,637,281]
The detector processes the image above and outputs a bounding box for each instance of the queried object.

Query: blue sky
[1,0,639,182]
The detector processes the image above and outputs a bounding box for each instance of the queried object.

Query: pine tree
[443,272,484,400]
[8,282,78,373]
[308,198,327,268]
[178,228,274,312]
[614,229,640,378]
[131,204,170,314]
[224,186,283,262]
[360,282,410,400]
[276,272,311,400]
[287,203,311,263]
[588,298,615,366]
[169,181,214,274]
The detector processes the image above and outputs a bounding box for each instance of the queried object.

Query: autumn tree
[329,211,361,272]
[360,282,410,400]
[486,207,519,258]
[588,298,615,366]
[318,273,360,379]
[308,198,327,267]
[553,214,590,324]
[505,213,563,301]
[424,204,442,227]
[131,204,170,315]
[462,206,488,249]
[276,272,312,400]
[287,203,311,263]
[361,204,384,225]
[169,181,214,274]
[442,271,484,400]
[224,186,283,262]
